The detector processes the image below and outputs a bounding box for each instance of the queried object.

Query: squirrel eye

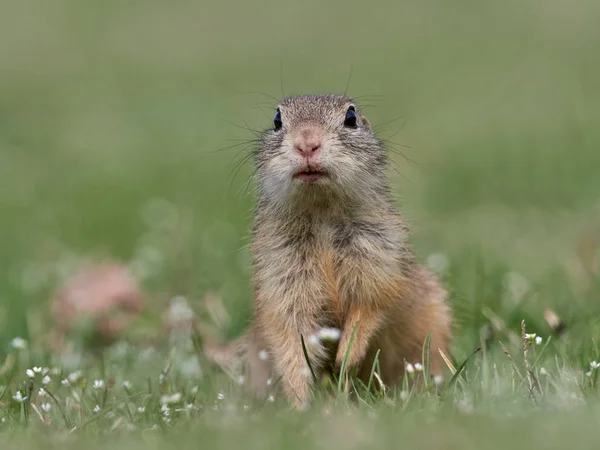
[344,106,357,128]
[273,108,283,131]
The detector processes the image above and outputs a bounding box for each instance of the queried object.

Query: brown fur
[206,95,452,410]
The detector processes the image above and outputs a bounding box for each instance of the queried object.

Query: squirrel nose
[295,138,322,158]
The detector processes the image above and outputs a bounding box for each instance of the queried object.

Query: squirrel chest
[253,217,406,325]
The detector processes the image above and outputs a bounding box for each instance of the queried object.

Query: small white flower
[26,369,35,378]
[40,403,52,413]
[160,393,182,405]
[318,327,341,342]
[1,417,5,423]
[268,395,275,403]
[414,363,423,372]
[258,349,269,361]
[266,378,273,386]
[433,375,444,386]
[42,368,50,376]
[11,337,27,350]
[67,371,82,383]
[42,376,51,385]
[190,386,199,394]
[426,253,450,274]
[137,406,146,413]
[38,388,47,397]
[590,361,600,370]
[456,397,473,414]
[539,367,548,376]
[524,333,537,342]
[307,334,320,346]
[535,336,543,346]
[586,371,593,377]
[93,405,101,413]
[186,403,194,410]
[61,379,69,386]
[13,391,26,402]
[33,367,42,374]
[216,392,225,401]
[405,363,415,374]
[122,381,132,390]
[93,380,105,390]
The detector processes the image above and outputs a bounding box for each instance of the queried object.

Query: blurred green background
[1,0,600,358]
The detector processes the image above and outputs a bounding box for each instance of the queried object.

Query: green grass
[2,0,600,447]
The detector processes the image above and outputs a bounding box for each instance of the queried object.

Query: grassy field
[2,0,600,448]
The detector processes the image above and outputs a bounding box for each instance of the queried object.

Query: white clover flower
[535,336,543,345]
[414,363,423,372]
[13,391,26,402]
[137,406,146,413]
[93,405,101,413]
[216,392,225,401]
[160,393,182,405]
[258,349,269,361]
[433,375,444,386]
[318,327,341,342]
[26,369,35,378]
[42,376,51,385]
[38,388,47,397]
[590,361,600,370]
[405,363,415,374]
[122,381,132,390]
[33,367,42,374]
[93,380,105,390]
[40,403,52,413]
[11,337,27,350]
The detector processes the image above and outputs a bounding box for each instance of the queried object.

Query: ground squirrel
[206,94,452,410]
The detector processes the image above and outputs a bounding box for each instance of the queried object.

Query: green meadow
[1,0,600,448]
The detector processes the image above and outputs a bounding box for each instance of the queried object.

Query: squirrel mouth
[293,167,329,182]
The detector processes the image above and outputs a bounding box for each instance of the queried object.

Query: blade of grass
[338,323,359,393]
[448,347,481,388]
[366,349,381,393]
[421,332,432,388]
[300,335,317,383]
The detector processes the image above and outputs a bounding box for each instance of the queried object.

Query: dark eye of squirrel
[273,108,283,131]
[344,106,357,128]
